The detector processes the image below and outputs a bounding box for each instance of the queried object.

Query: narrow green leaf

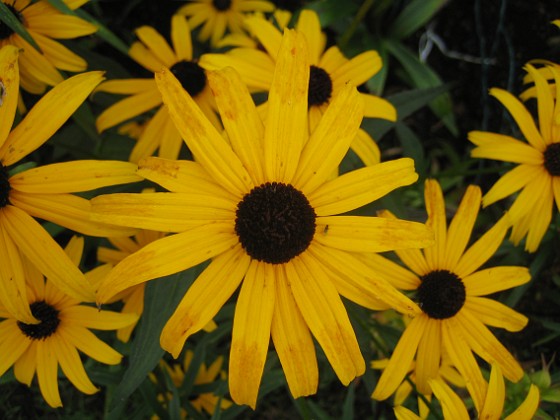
[341,381,356,420]
[45,0,74,14]
[0,2,41,52]
[108,267,200,411]
[389,0,448,39]
[396,122,428,177]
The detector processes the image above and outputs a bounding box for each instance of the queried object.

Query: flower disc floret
[308,65,333,107]
[212,0,232,11]
[235,182,316,264]
[17,301,61,340]
[543,142,560,176]
[418,270,466,319]
[170,60,208,97]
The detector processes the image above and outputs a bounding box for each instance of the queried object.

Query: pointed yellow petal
[14,35,63,88]
[0,45,19,149]
[361,93,397,120]
[372,315,428,400]
[469,131,544,164]
[161,245,249,357]
[307,158,418,215]
[332,50,382,88]
[54,334,98,395]
[1,72,104,166]
[244,15,283,59]
[314,215,433,253]
[10,161,141,193]
[25,14,97,38]
[155,67,253,196]
[465,297,528,332]
[229,260,275,408]
[264,29,309,182]
[208,67,265,185]
[423,179,447,270]
[482,164,541,207]
[355,252,420,290]
[428,378,470,420]
[96,224,237,304]
[0,320,31,376]
[394,406,422,420]
[272,265,318,398]
[61,305,137,330]
[61,325,122,365]
[14,339,36,386]
[479,364,505,420]
[415,319,441,395]
[293,83,364,194]
[2,205,95,302]
[295,10,325,64]
[171,14,192,61]
[288,256,365,385]
[33,32,87,72]
[525,64,554,143]
[36,340,62,408]
[135,25,176,67]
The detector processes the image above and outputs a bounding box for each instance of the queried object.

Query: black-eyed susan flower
[394,364,540,420]
[0,45,141,323]
[151,350,232,417]
[370,179,530,412]
[92,30,433,408]
[0,236,137,408]
[96,14,221,163]
[469,63,560,252]
[0,0,97,94]
[201,9,396,166]
[177,0,275,47]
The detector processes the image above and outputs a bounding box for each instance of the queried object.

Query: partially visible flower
[177,0,275,47]
[469,63,560,252]
[370,179,530,412]
[0,46,141,323]
[0,0,97,93]
[0,236,137,408]
[92,30,433,408]
[151,350,232,418]
[201,9,396,166]
[96,14,221,162]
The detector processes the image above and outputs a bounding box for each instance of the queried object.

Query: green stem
[339,0,376,49]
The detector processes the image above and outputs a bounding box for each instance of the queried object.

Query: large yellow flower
[177,0,275,47]
[201,9,396,166]
[0,236,137,408]
[370,179,530,412]
[469,63,560,252]
[92,30,433,408]
[0,0,97,93]
[96,14,220,162]
[0,45,141,324]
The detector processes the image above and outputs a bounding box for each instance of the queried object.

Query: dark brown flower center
[169,60,207,98]
[235,182,316,264]
[17,301,61,340]
[212,0,232,11]
[308,65,333,107]
[0,162,11,208]
[417,270,466,319]
[543,142,560,176]
[0,4,22,40]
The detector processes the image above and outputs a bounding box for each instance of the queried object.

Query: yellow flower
[96,14,221,162]
[0,45,141,323]
[201,9,396,166]
[177,0,275,47]
[370,179,530,412]
[92,30,433,408]
[152,350,232,417]
[469,63,560,252]
[0,0,97,93]
[0,236,137,408]
[394,364,540,420]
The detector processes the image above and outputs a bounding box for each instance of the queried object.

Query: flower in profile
[0,0,97,93]
[469,63,560,252]
[0,236,137,408]
[370,179,530,412]
[394,364,540,420]
[177,0,275,47]
[96,14,221,162]
[0,45,141,323]
[151,350,232,417]
[92,30,433,408]
[201,9,396,166]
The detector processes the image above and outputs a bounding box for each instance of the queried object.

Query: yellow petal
[13,35,63,88]
[229,260,275,408]
[61,325,122,365]
[307,158,418,215]
[25,14,97,38]
[171,14,192,61]
[33,32,87,72]
[525,64,554,143]
[135,25,176,67]
[13,338,36,386]
[350,128,381,166]
[423,179,447,270]
[0,45,19,149]
[469,131,544,164]
[394,406,422,420]
[479,364,505,420]
[428,378,470,420]
[96,224,237,304]
[372,315,428,400]
[130,106,181,162]
[161,245,250,358]
[0,320,31,377]
[355,252,420,290]
[504,384,540,420]
[244,14,283,59]
[292,83,364,194]
[482,164,541,207]
[271,265,318,398]
[295,9,325,64]
[54,334,98,395]
[264,29,309,182]
[36,340,62,408]
[95,78,156,95]
[2,205,95,302]
[155,67,253,196]
[464,296,528,332]
[61,305,137,330]
[361,93,397,120]
[415,319,441,395]
[10,160,141,193]
[464,266,530,296]
[332,50,382,88]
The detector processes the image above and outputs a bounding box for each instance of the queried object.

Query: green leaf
[395,122,428,177]
[384,39,458,136]
[0,2,41,52]
[108,267,200,412]
[389,0,448,39]
[341,381,356,420]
